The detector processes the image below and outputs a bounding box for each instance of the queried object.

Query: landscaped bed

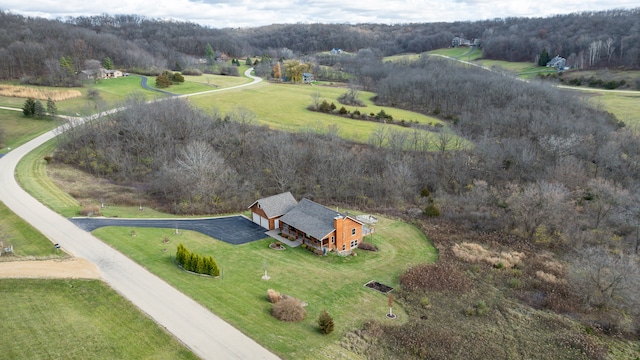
[364,280,394,294]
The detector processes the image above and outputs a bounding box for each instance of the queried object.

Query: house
[78,68,123,80]
[302,72,314,84]
[546,55,567,71]
[452,37,472,47]
[248,193,369,253]
[330,48,343,55]
[102,69,123,78]
[248,192,298,230]
[278,199,365,253]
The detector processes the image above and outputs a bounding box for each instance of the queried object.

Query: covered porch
[280,224,331,252]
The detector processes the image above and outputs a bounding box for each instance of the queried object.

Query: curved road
[0,69,279,360]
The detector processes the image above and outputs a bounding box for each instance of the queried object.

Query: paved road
[71,216,268,245]
[0,69,278,360]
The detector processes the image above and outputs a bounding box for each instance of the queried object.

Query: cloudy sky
[3,0,638,28]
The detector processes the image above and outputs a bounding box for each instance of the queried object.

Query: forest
[4,7,640,358]
[1,8,640,83]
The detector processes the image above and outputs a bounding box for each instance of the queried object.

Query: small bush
[475,300,489,316]
[420,297,430,307]
[267,289,281,303]
[508,278,521,289]
[318,310,335,334]
[79,205,101,216]
[181,68,202,76]
[358,242,378,252]
[272,297,306,322]
[423,204,440,217]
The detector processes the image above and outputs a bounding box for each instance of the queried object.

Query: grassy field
[0,109,59,154]
[0,279,196,359]
[587,90,640,128]
[427,47,482,61]
[93,214,438,359]
[0,201,62,259]
[190,81,447,145]
[15,139,81,218]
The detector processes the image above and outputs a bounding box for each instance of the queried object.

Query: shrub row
[175,243,220,276]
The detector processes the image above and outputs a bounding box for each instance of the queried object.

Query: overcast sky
[3,1,638,28]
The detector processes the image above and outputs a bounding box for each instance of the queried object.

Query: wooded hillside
[1,8,639,82]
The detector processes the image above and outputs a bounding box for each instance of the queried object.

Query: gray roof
[278,198,343,240]
[248,192,297,219]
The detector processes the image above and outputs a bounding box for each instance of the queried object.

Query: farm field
[93,214,438,359]
[0,278,196,359]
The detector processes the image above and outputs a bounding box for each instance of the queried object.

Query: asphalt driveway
[71,215,268,244]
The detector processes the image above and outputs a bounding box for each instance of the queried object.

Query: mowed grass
[15,139,81,217]
[93,215,438,359]
[588,91,640,128]
[427,47,482,60]
[0,279,196,359]
[191,81,447,145]
[0,109,58,154]
[0,201,61,258]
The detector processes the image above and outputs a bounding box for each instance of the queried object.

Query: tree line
[1,8,639,83]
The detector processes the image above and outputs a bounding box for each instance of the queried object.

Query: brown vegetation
[399,261,472,293]
[271,297,306,322]
[0,85,81,101]
[266,289,281,303]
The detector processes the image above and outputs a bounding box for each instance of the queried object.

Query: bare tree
[570,247,640,315]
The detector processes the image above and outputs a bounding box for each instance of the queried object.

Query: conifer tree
[34,100,45,118]
[46,97,57,119]
[208,256,220,276]
[318,310,334,334]
[22,98,36,117]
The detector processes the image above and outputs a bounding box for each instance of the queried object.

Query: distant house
[78,68,123,80]
[248,192,298,230]
[102,69,123,78]
[330,48,343,55]
[546,55,567,71]
[302,72,314,84]
[452,37,473,47]
[248,193,370,254]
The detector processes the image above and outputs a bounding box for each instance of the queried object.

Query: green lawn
[93,215,438,359]
[190,81,447,145]
[0,109,58,154]
[0,200,62,258]
[427,47,482,60]
[0,279,196,359]
[587,91,640,128]
[15,139,81,217]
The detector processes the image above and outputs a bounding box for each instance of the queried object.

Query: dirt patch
[364,280,393,294]
[0,258,101,279]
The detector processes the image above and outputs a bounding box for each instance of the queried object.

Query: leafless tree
[569,247,640,319]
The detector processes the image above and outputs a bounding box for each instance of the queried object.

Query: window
[342,244,346,251]
[350,239,358,248]
[331,236,335,244]
[351,228,356,236]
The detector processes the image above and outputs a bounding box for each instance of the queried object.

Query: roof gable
[248,192,298,219]
[279,198,342,240]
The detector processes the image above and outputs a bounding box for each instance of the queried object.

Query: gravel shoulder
[0,258,101,279]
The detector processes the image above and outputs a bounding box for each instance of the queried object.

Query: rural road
[0,69,279,360]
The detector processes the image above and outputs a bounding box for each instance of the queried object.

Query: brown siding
[250,204,268,219]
